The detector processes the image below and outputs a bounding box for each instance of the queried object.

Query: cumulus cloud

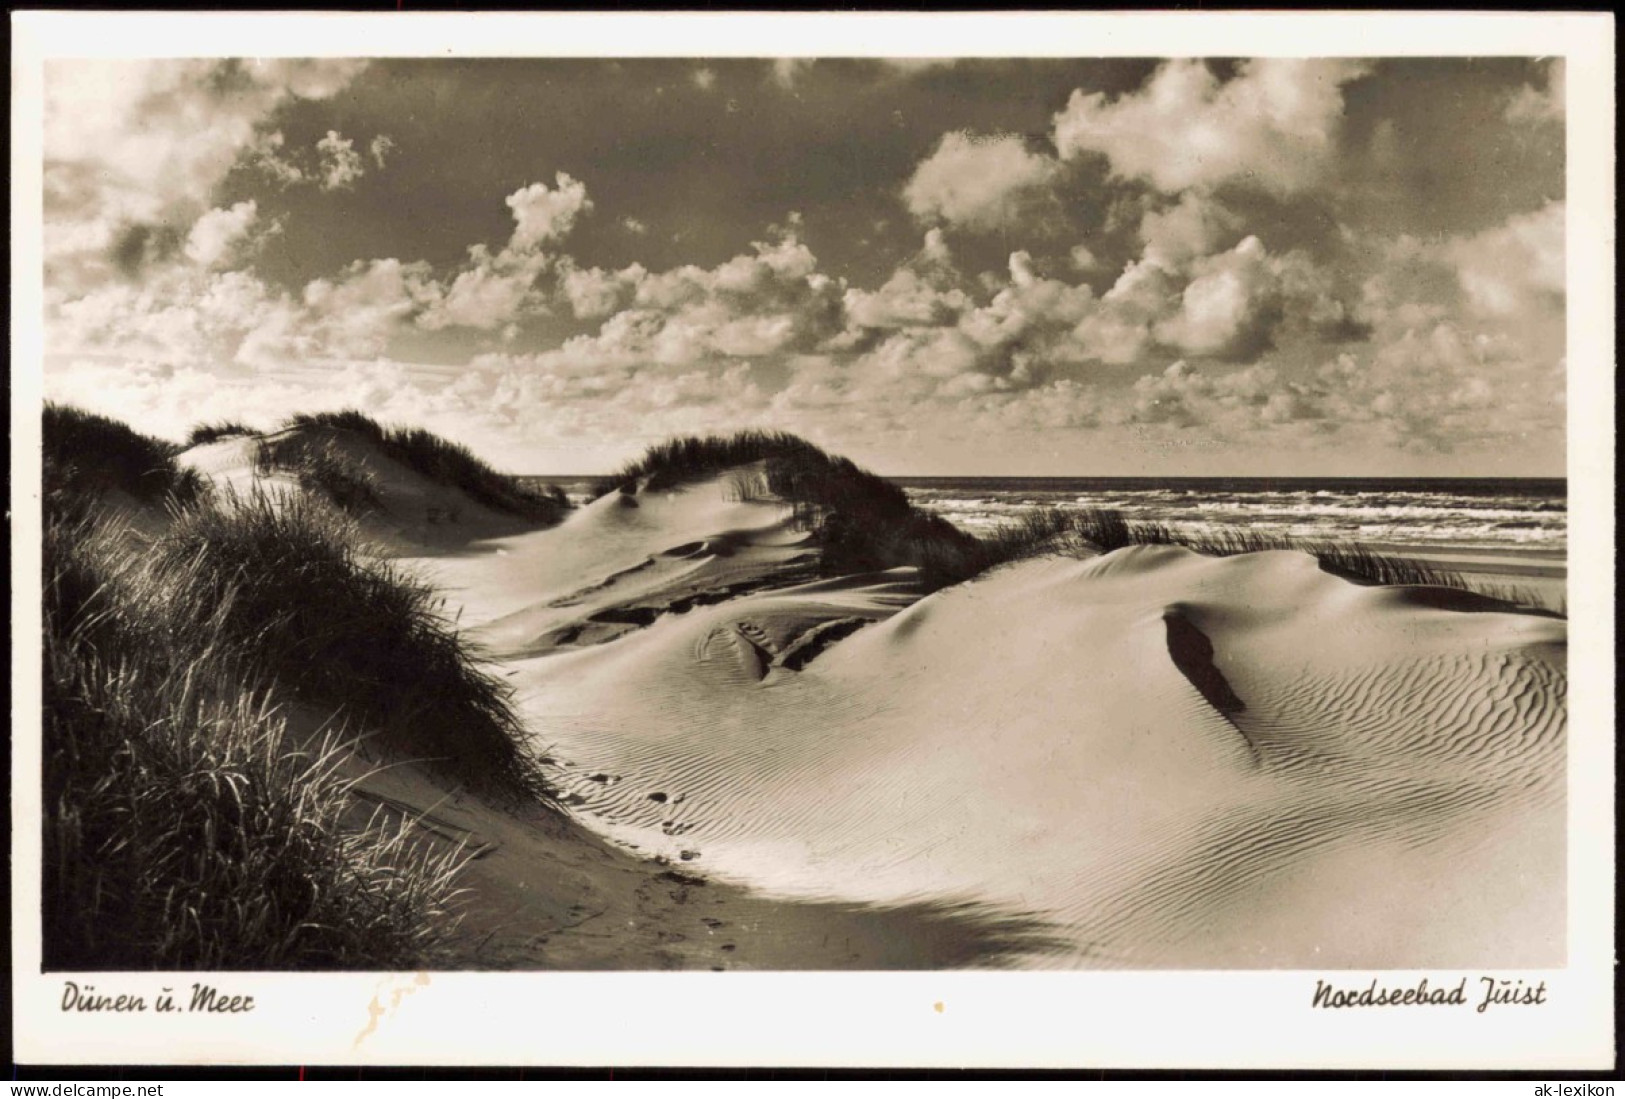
[1447,200,1565,318]
[1357,203,1565,347]
[426,246,551,331]
[1153,239,1280,359]
[300,258,443,358]
[506,173,593,250]
[49,263,304,371]
[38,59,1568,471]
[1119,361,1272,427]
[1152,236,1352,361]
[903,132,1058,230]
[1505,60,1565,125]
[1052,59,1371,194]
[248,129,392,191]
[242,131,300,187]
[1318,323,1558,451]
[315,130,366,190]
[417,175,593,331]
[1073,214,1357,366]
[49,171,597,372]
[832,246,1105,395]
[183,201,261,268]
[841,231,972,331]
[528,230,847,377]
[1071,259,1179,365]
[44,60,367,210]
[44,60,368,289]
[1110,310,1560,453]
[558,261,647,320]
[1138,192,1241,266]
[843,266,972,331]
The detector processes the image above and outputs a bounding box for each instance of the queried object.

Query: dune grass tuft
[285,410,568,524]
[253,435,383,515]
[595,431,982,581]
[42,404,558,967]
[186,420,259,447]
[43,509,472,969]
[44,403,206,518]
[151,488,544,797]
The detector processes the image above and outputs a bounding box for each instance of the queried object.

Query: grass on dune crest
[42,401,556,967]
[43,403,206,518]
[283,410,569,524]
[253,434,384,515]
[969,507,1565,616]
[43,509,473,969]
[594,431,982,582]
[152,487,545,798]
[186,420,260,446]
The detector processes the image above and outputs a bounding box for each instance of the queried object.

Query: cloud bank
[40,57,1566,474]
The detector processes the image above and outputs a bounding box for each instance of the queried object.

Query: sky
[39,55,1567,476]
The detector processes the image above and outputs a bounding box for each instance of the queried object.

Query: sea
[896,477,1567,557]
[531,476,1567,558]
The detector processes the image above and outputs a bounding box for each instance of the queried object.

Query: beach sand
[181,432,1568,969]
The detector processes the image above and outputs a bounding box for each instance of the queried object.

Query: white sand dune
[178,431,1568,969]
[415,475,1564,969]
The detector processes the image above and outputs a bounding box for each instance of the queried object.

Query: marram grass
[594,430,979,582]
[43,509,472,969]
[284,410,568,523]
[253,434,384,515]
[43,402,206,519]
[42,404,555,968]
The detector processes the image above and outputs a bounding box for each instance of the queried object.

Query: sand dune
[421,480,1565,969]
[421,472,832,652]
[178,429,1567,969]
[180,427,536,548]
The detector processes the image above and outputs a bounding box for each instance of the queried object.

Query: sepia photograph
[11,11,1615,1071]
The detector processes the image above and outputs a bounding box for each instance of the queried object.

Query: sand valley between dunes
[183,437,1569,970]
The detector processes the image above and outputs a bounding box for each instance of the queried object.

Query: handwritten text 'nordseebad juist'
[61,982,255,1014]
[1313,976,1548,1012]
